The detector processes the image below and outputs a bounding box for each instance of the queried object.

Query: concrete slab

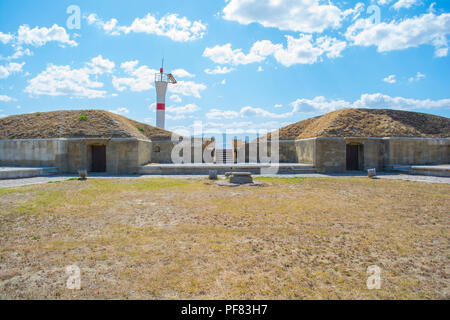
[393,164,450,177]
[0,166,58,179]
[139,163,316,175]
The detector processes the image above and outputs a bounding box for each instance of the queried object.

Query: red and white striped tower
[155,66,176,129]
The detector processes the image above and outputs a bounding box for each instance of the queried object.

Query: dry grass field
[0,177,448,299]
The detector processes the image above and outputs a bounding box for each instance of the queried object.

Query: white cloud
[24,55,114,98]
[377,0,394,5]
[221,79,226,85]
[353,93,450,110]
[86,55,115,74]
[204,66,234,74]
[203,43,266,65]
[86,12,206,42]
[170,94,182,103]
[171,69,195,78]
[113,62,205,97]
[203,35,346,67]
[170,120,283,136]
[383,74,396,84]
[17,24,77,47]
[0,94,17,102]
[166,103,200,115]
[290,96,350,114]
[408,72,426,82]
[257,66,263,72]
[112,60,158,92]
[206,108,239,120]
[274,104,282,108]
[0,32,13,44]
[0,47,32,61]
[392,0,420,10]
[0,62,25,79]
[109,107,130,115]
[346,12,450,57]
[168,80,207,98]
[222,0,344,33]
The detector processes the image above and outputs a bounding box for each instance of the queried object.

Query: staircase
[215,149,234,164]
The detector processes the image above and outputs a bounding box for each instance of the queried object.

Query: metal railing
[154,73,177,83]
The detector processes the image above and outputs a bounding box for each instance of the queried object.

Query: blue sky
[0,0,449,138]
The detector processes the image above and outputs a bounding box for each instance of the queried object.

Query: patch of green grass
[36,112,41,116]
[78,114,88,121]
[137,126,145,132]
[8,134,17,139]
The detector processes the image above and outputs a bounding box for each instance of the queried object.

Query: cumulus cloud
[168,80,207,98]
[109,107,130,115]
[204,93,450,121]
[171,69,195,78]
[112,61,205,97]
[166,103,200,115]
[392,0,420,10]
[204,66,234,74]
[86,55,115,74]
[112,60,158,92]
[0,32,13,44]
[17,24,77,47]
[203,34,346,67]
[86,12,206,42]
[0,62,25,79]
[222,0,344,33]
[24,55,114,98]
[346,12,450,57]
[0,94,17,102]
[170,120,283,136]
[170,94,182,103]
[383,74,396,84]
[206,109,239,120]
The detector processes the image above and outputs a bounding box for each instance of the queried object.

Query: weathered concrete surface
[292,137,449,173]
[315,138,347,172]
[392,164,450,177]
[0,166,57,179]
[229,172,253,184]
[295,139,315,164]
[0,139,67,168]
[0,138,152,175]
[139,163,316,175]
[384,138,449,167]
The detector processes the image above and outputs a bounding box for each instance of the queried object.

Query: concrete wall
[150,140,178,163]
[290,137,449,172]
[0,139,68,169]
[384,138,449,167]
[314,138,347,172]
[278,141,297,163]
[0,138,151,174]
[295,138,315,164]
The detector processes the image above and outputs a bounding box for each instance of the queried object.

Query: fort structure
[0,108,448,177]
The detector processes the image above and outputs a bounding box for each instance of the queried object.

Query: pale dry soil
[0,177,448,299]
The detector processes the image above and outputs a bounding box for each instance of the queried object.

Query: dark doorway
[91,145,106,172]
[346,144,363,171]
